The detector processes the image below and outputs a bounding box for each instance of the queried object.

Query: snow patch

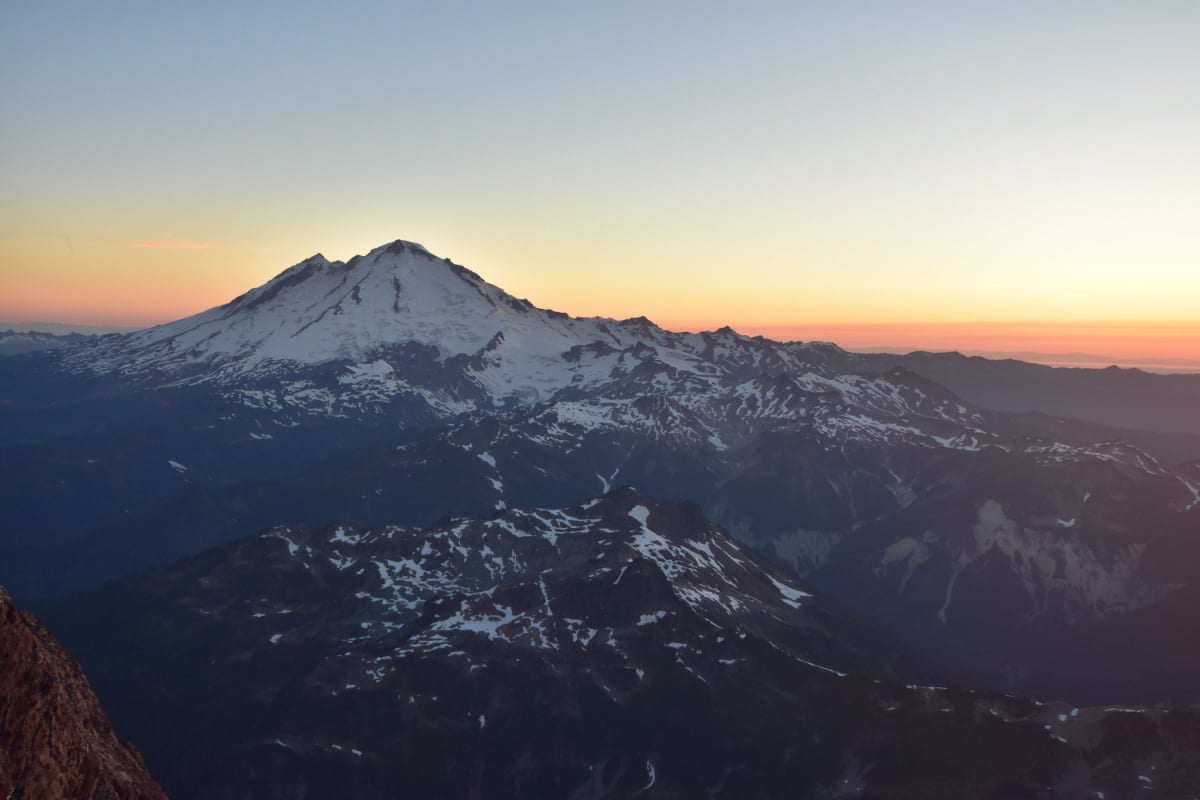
[639,761,656,792]
[765,574,810,609]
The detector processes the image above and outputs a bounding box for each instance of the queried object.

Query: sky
[2,2,1198,369]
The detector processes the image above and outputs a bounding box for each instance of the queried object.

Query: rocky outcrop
[0,585,165,800]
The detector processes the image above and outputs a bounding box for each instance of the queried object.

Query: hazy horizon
[7,313,1196,374]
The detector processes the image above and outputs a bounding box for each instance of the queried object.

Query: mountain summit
[68,237,848,408]
[80,239,627,384]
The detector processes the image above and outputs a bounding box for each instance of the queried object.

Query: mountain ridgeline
[3,238,1199,796]
[39,491,1200,799]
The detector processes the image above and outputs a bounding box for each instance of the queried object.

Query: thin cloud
[131,237,215,250]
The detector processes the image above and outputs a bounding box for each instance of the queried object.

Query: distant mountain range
[0,328,94,356]
[4,238,1199,795]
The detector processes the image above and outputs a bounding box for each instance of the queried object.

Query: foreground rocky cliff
[0,585,165,800]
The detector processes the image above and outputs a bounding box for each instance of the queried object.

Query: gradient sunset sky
[2,2,1197,369]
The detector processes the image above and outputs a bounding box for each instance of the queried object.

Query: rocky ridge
[0,585,165,800]
[43,493,1200,799]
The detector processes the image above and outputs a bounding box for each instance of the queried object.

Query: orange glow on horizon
[716,320,1200,372]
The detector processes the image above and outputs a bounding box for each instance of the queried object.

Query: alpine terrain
[2,237,1199,795]
[41,492,1200,799]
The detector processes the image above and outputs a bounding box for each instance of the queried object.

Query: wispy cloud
[131,236,214,250]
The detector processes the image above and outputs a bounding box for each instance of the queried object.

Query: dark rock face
[0,585,165,800]
[42,493,1200,799]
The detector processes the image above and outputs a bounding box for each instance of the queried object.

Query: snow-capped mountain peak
[60,236,1180,478]
[76,239,605,384]
[66,238,851,409]
[137,239,531,365]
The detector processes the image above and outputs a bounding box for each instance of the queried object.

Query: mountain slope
[0,585,165,800]
[43,492,1200,799]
